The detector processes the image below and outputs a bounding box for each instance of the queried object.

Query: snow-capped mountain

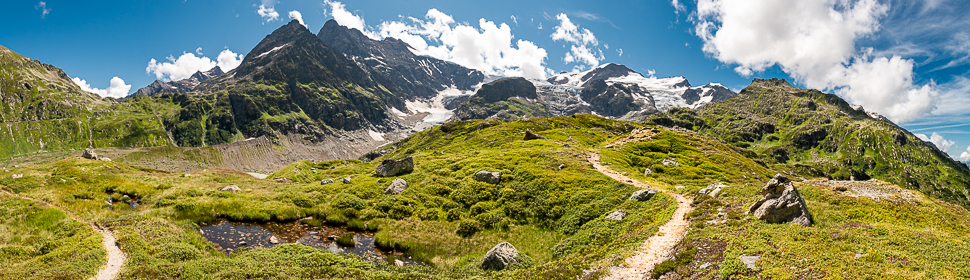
[545,63,736,112]
[133,66,224,97]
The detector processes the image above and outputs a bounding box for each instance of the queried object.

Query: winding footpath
[587,153,693,280]
[0,189,125,280]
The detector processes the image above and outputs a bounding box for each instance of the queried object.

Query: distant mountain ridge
[133,66,223,97]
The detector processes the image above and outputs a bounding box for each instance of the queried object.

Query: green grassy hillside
[646,78,970,209]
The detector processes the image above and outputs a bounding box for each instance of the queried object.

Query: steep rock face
[452,77,549,121]
[134,66,225,97]
[579,79,658,120]
[317,19,484,99]
[646,78,970,210]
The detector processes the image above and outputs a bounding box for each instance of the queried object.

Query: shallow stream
[198,219,421,265]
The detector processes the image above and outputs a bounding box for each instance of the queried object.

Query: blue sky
[2,0,968,161]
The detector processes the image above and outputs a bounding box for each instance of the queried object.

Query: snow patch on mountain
[402,86,475,131]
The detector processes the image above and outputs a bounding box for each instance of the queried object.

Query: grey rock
[321,179,334,185]
[630,189,656,201]
[82,148,99,160]
[375,156,414,177]
[605,210,628,220]
[343,177,352,184]
[644,168,653,175]
[473,170,502,184]
[699,182,727,197]
[748,174,813,226]
[270,236,280,244]
[394,259,405,267]
[661,158,680,167]
[523,130,546,140]
[384,178,408,195]
[739,255,760,270]
[221,185,242,193]
[481,242,519,270]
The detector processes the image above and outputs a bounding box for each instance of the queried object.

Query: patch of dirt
[809,179,917,202]
[588,153,694,280]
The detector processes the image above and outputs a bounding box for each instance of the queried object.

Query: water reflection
[198,220,421,265]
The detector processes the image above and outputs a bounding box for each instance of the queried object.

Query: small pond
[198,219,422,265]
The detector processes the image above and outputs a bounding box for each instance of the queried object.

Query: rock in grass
[384,178,408,195]
[662,158,680,167]
[748,174,812,226]
[221,185,241,193]
[82,148,99,160]
[473,170,502,184]
[394,259,405,266]
[269,236,279,244]
[375,156,414,177]
[739,255,760,270]
[343,177,352,184]
[523,130,546,140]
[700,183,726,197]
[629,189,656,201]
[481,242,519,270]
[605,210,628,220]
[321,179,334,185]
[644,168,653,175]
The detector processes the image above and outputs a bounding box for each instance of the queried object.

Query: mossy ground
[601,127,970,279]
[0,114,676,279]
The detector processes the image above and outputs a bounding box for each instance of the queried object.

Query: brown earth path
[0,189,126,280]
[586,153,693,280]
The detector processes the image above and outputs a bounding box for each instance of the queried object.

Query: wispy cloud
[288,10,306,27]
[35,1,50,19]
[551,13,604,71]
[256,0,279,23]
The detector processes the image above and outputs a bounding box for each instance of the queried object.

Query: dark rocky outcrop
[82,148,99,160]
[375,156,414,177]
[748,174,812,226]
[523,130,546,141]
[452,77,549,121]
[481,242,519,270]
[579,79,656,119]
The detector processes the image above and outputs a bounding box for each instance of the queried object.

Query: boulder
[748,174,812,226]
[321,179,334,185]
[394,259,405,267]
[82,148,99,160]
[661,158,680,167]
[375,156,414,177]
[605,210,628,220]
[473,170,502,184]
[523,130,546,140]
[739,255,760,270]
[629,189,656,201]
[384,178,408,195]
[481,242,519,270]
[644,168,653,175]
[699,182,726,197]
[343,177,352,184]
[270,236,280,244]
[221,185,242,193]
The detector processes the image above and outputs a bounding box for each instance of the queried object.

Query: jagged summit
[133,66,224,97]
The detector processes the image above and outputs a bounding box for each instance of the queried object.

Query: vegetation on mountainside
[0,115,677,279]
[601,128,970,279]
[452,77,552,121]
[0,193,105,279]
[645,78,970,209]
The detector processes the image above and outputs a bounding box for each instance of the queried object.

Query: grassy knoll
[0,192,105,279]
[601,127,970,279]
[0,114,678,279]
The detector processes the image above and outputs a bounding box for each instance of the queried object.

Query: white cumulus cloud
[959,146,970,162]
[72,76,131,98]
[915,132,957,153]
[288,10,306,27]
[692,0,938,124]
[551,13,604,71]
[256,0,279,23]
[146,49,244,82]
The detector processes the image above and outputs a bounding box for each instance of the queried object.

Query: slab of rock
[375,156,414,177]
[605,210,628,220]
[473,170,502,184]
[523,130,546,140]
[481,242,519,270]
[739,255,760,270]
[321,179,334,185]
[748,174,813,226]
[82,148,99,160]
[221,185,241,193]
[343,177,352,184]
[629,189,656,201]
[661,158,680,167]
[384,178,408,195]
[270,236,280,244]
[700,182,727,197]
